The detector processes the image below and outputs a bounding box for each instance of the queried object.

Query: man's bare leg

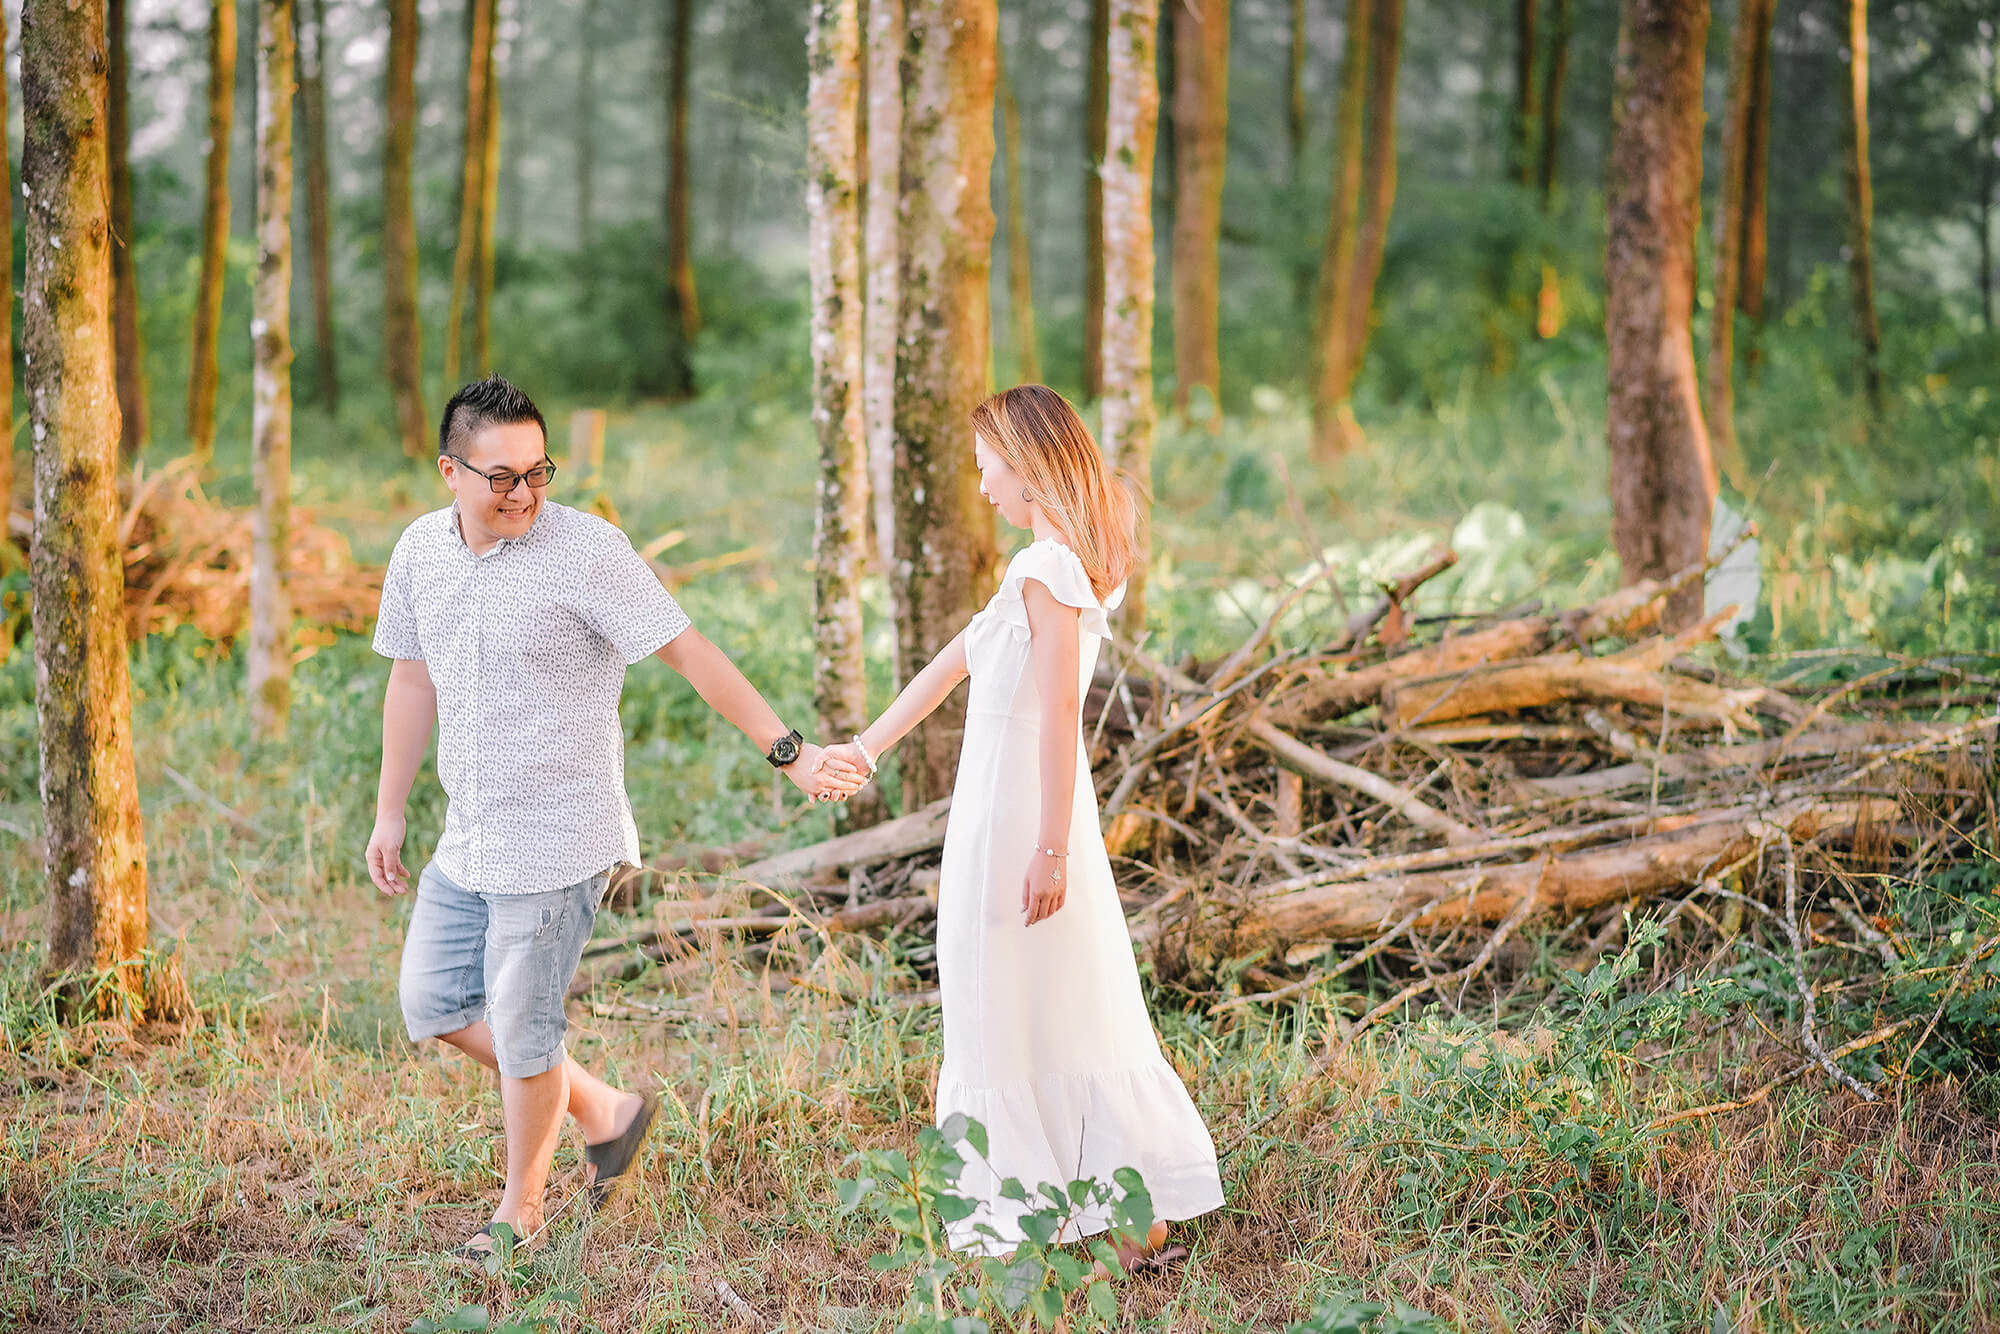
[494,1064,569,1235]
[437,1020,642,1144]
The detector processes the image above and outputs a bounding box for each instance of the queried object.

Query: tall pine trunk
[445,0,494,389]
[299,0,337,413]
[476,27,500,375]
[382,0,426,456]
[1288,0,1307,182]
[1083,0,1108,399]
[1536,0,1569,206]
[107,0,146,463]
[1606,0,1714,631]
[894,0,1000,807]
[1170,0,1228,426]
[0,9,11,537]
[807,0,876,825]
[1707,0,1773,484]
[250,0,295,740]
[577,0,599,288]
[997,44,1041,384]
[1101,0,1159,634]
[863,0,900,582]
[658,0,697,398]
[1841,0,1880,415]
[1512,0,1537,185]
[23,0,152,1011]
[1309,0,1371,459]
[1340,0,1400,393]
[187,0,236,466]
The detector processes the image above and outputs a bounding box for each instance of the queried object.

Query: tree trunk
[1707,0,1772,485]
[577,0,598,287]
[1536,0,1569,206]
[863,0,900,584]
[1101,0,1159,634]
[0,9,11,535]
[1083,0,1108,399]
[107,0,146,464]
[1340,0,1400,392]
[299,0,337,413]
[445,0,494,389]
[997,45,1041,385]
[250,0,295,741]
[22,0,151,1009]
[808,0,875,824]
[1841,0,1880,415]
[1170,0,1227,425]
[1738,0,1772,325]
[1606,0,1715,631]
[1309,0,1371,459]
[1154,0,1175,241]
[187,0,236,467]
[1513,0,1537,186]
[475,24,500,375]
[894,0,1000,807]
[1288,0,1307,183]
[656,0,697,399]
[382,0,426,457]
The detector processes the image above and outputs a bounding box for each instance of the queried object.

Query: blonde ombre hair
[971,384,1140,602]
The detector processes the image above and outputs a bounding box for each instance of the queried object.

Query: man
[365,374,863,1257]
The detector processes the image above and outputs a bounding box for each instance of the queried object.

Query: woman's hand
[1021,848,1068,926]
[817,741,874,784]
[787,742,868,803]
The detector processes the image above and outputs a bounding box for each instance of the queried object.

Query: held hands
[366,813,413,896]
[1021,847,1068,926]
[786,741,870,804]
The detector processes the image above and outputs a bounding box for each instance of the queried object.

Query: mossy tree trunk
[1536,0,1569,206]
[1842,0,1881,415]
[1606,0,1715,631]
[23,0,152,1012]
[1708,0,1774,484]
[657,0,698,399]
[1340,0,1401,400]
[862,0,901,582]
[445,0,495,389]
[187,0,236,467]
[1083,0,1108,400]
[250,0,295,741]
[0,8,14,536]
[1309,0,1371,459]
[382,0,426,456]
[894,0,1000,807]
[1170,0,1227,426]
[299,0,337,413]
[107,0,146,464]
[996,43,1041,385]
[1288,0,1307,183]
[1101,0,1159,635]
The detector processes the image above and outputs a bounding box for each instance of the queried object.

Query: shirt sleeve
[371,538,424,660]
[581,535,693,664]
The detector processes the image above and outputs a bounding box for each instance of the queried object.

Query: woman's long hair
[970,384,1141,602]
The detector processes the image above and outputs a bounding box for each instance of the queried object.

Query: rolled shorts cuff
[496,1040,568,1080]
[404,1002,486,1045]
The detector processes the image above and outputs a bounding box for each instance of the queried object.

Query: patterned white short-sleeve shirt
[373,501,692,895]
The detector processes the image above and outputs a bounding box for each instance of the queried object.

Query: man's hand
[1022,848,1067,926]
[817,741,874,783]
[367,813,413,895]
[786,742,868,804]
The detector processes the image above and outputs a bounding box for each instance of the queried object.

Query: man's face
[440,420,551,544]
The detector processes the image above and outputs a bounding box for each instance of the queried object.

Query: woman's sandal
[584,1091,659,1210]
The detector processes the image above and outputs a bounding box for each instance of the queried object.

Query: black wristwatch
[765,728,804,769]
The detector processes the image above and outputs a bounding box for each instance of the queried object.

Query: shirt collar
[449,499,551,559]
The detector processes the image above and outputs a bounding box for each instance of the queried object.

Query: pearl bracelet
[851,735,879,775]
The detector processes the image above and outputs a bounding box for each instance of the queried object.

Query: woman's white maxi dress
[936,538,1225,1255]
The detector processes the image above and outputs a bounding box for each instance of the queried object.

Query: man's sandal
[584,1092,659,1210]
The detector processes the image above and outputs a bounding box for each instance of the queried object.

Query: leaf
[963,1118,989,1160]
[940,1111,971,1145]
[1085,1238,1125,1280]
[934,1192,979,1223]
[1047,1250,1086,1289]
[1086,1279,1119,1322]
[999,1177,1030,1203]
[444,1307,491,1332]
[1067,1178,1094,1206]
[835,1177,871,1211]
[867,1251,907,1271]
[1029,1286,1064,1327]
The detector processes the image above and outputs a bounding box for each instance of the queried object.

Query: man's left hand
[786,742,868,804]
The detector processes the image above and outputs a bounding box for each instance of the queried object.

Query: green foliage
[1883,860,2000,1089]
[1284,1294,1441,1334]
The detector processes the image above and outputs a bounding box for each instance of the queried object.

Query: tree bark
[1309,0,1371,459]
[1101,0,1159,634]
[187,0,236,467]
[299,0,336,413]
[1536,0,1569,206]
[23,0,151,1007]
[250,0,295,741]
[577,0,599,287]
[475,23,500,375]
[1841,0,1880,415]
[382,0,426,457]
[1340,0,1401,392]
[894,0,1001,806]
[1083,0,1108,400]
[997,44,1041,384]
[1738,0,1772,328]
[1707,0,1773,485]
[1513,0,1537,186]
[863,0,900,582]
[445,0,495,389]
[0,9,11,534]
[1606,0,1714,631]
[1170,0,1228,425]
[107,0,146,463]
[807,0,870,786]
[1288,0,1307,183]
[653,0,697,400]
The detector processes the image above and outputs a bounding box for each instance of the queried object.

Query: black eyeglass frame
[447,455,559,495]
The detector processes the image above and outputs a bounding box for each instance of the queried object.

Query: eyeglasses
[449,456,558,494]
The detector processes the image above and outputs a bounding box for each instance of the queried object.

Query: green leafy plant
[1285,1293,1442,1334]
[406,1225,578,1334]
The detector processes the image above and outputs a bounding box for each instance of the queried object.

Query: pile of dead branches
[581,541,1998,1015]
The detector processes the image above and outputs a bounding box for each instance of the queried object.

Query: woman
[825,385,1223,1260]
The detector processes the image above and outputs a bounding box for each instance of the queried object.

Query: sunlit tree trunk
[1707,0,1773,485]
[1513,0,1537,185]
[250,0,295,740]
[1339,0,1399,398]
[863,0,900,579]
[1309,0,1371,459]
[0,9,11,538]
[1606,0,1714,631]
[1170,0,1227,425]
[1083,0,1108,399]
[1841,0,1880,415]
[23,0,151,1012]
[1740,0,1773,337]
[475,28,500,375]
[1101,0,1159,634]
[299,0,336,414]
[894,0,1000,807]
[187,0,236,466]
[445,0,494,389]
[996,44,1041,384]
[1536,0,1569,206]
[656,0,697,399]
[382,0,426,456]
[107,0,146,463]
[1288,0,1307,182]
[577,0,599,289]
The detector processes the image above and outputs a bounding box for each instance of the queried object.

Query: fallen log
[726,798,952,889]
[1383,655,1766,731]
[1246,718,1482,845]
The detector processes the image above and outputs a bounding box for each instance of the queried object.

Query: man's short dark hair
[439,374,548,458]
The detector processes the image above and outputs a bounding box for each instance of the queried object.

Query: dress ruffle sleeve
[990,539,1113,641]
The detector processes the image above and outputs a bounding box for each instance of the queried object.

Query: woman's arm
[1021,580,1081,925]
[850,628,971,761]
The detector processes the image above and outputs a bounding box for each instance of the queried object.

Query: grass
[3,315,2000,1330]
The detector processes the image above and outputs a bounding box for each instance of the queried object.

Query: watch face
[771,735,801,766]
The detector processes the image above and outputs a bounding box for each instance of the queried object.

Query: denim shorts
[398,860,609,1079]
